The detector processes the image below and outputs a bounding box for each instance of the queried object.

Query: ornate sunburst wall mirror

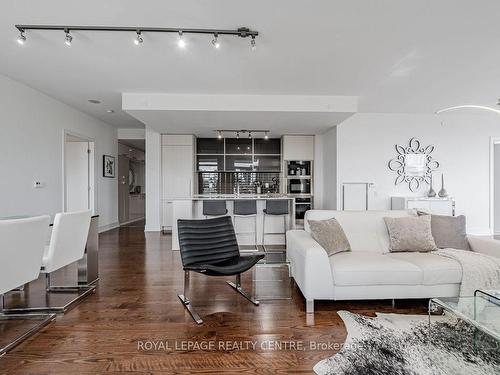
[388,138,440,192]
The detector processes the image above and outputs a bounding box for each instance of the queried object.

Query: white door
[65,141,90,211]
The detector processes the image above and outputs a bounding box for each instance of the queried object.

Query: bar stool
[262,200,289,251]
[203,200,228,218]
[233,200,258,251]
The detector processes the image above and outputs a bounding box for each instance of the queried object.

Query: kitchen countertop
[186,194,295,200]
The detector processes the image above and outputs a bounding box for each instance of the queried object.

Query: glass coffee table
[428,290,500,341]
[251,249,291,300]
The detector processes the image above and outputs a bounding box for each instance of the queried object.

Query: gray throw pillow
[308,218,351,256]
[417,211,470,250]
[384,215,437,252]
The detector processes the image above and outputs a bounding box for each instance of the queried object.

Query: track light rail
[15,25,258,38]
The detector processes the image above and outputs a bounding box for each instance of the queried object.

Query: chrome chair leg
[227,274,259,306]
[177,271,203,324]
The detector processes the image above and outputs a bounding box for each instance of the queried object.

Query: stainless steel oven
[288,178,311,195]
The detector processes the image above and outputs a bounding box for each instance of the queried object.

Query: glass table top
[431,290,500,340]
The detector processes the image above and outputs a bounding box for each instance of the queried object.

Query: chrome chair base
[0,294,56,357]
[177,294,203,325]
[226,274,259,306]
[178,271,259,324]
[3,274,96,314]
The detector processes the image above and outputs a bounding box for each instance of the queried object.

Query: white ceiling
[1,0,500,131]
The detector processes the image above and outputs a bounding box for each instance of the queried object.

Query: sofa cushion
[417,212,470,251]
[308,218,351,256]
[329,251,423,286]
[384,215,437,252]
[388,252,462,285]
[305,210,416,253]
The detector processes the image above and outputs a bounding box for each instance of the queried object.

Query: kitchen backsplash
[198,172,281,194]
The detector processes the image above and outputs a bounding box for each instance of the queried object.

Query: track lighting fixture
[134,31,143,45]
[14,24,259,49]
[177,31,186,48]
[17,30,26,45]
[211,33,220,49]
[214,129,270,139]
[64,31,72,46]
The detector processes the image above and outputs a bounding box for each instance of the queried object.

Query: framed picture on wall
[103,155,115,178]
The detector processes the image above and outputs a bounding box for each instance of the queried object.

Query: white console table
[391,197,455,216]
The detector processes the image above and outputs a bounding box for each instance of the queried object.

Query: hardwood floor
[0,224,428,374]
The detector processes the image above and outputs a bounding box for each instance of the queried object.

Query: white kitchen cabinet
[161,135,194,230]
[391,197,455,216]
[282,135,314,161]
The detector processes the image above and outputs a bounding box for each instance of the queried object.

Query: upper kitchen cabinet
[282,135,315,160]
[225,138,252,154]
[196,138,224,154]
[254,138,281,154]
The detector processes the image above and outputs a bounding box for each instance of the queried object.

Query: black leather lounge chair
[177,216,265,324]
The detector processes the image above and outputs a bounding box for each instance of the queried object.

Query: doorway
[63,131,95,213]
[118,140,145,227]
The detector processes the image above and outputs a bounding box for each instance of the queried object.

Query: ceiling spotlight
[212,33,220,49]
[134,31,143,46]
[264,132,269,140]
[217,131,222,139]
[236,132,240,139]
[177,31,186,48]
[250,35,256,51]
[64,31,72,46]
[17,30,26,45]
[106,109,115,113]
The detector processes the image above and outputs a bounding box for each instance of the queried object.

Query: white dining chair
[6,210,95,314]
[0,215,56,357]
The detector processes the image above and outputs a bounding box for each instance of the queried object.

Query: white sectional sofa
[286,209,500,313]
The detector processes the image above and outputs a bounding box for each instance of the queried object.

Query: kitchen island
[171,194,295,250]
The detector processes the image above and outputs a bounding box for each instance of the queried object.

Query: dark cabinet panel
[225,138,252,154]
[196,138,224,154]
[254,138,280,154]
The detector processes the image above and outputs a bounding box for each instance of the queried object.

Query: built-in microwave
[288,178,311,195]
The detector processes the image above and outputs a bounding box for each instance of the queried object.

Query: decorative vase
[438,173,448,198]
[427,175,436,197]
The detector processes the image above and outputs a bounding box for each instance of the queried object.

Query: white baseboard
[98,221,120,233]
[119,216,145,226]
[144,224,161,232]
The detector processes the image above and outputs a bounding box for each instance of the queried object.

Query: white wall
[145,127,161,231]
[494,143,500,234]
[336,113,500,235]
[321,127,338,210]
[0,73,118,231]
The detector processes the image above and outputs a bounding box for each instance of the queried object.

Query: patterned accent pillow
[417,211,470,250]
[384,215,437,252]
[308,218,351,256]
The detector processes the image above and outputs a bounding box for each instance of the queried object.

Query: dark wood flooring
[0,224,428,374]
